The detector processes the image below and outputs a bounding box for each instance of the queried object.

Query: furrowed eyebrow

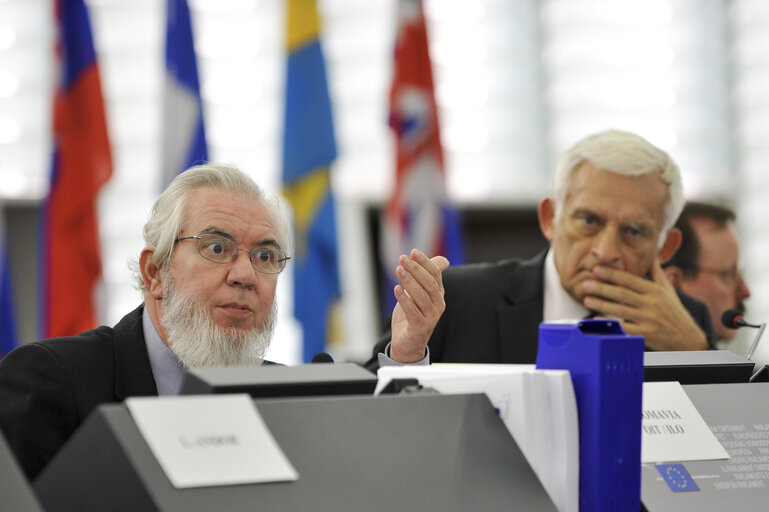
[572,208,605,222]
[622,222,654,236]
[198,227,235,240]
[194,227,281,250]
[253,238,281,250]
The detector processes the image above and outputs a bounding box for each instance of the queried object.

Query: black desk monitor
[644,350,755,384]
[179,362,377,398]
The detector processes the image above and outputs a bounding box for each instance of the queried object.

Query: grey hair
[553,129,684,242]
[132,163,291,292]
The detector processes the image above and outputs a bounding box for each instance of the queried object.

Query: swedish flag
[282,0,340,362]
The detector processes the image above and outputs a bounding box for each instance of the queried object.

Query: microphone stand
[746,322,766,361]
[746,322,768,382]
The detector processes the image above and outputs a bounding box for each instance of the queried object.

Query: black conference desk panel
[0,431,44,512]
[34,393,557,512]
[642,382,769,511]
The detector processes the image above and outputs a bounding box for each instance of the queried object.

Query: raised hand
[389,249,450,363]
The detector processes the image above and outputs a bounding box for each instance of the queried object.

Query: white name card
[125,394,298,488]
[641,381,729,464]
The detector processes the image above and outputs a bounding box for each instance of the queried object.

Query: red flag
[381,0,463,314]
[43,0,112,337]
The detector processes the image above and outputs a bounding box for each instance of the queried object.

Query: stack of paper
[376,364,579,512]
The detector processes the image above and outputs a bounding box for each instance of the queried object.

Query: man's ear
[657,227,682,264]
[140,248,164,300]
[664,265,684,288]
[537,197,557,242]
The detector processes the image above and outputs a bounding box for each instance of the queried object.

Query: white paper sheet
[641,381,730,464]
[126,394,298,488]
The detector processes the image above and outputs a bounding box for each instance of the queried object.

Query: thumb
[431,255,450,272]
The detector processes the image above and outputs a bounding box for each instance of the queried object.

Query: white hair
[131,163,291,291]
[553,129,684,240]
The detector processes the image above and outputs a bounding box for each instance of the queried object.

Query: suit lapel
[497,251,547,364]
[113,305,159,400]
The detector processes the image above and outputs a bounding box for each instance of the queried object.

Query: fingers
[582,268,653,323]
[389,249,449,363]
[393,249,447,313]
[583,293,638,323]
[648,256,674,290]
[582,277,642,311]
[590,265,651,294]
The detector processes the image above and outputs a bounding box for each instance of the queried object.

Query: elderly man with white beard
[0,163,291,481]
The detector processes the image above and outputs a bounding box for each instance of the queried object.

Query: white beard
[160,272,276,368]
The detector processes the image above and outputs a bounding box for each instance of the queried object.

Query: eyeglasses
[175,234,290,274]
[695,265,744,287]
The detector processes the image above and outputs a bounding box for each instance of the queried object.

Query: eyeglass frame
[174,233,291,274]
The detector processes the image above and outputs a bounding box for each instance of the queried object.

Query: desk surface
[642,382,769,511]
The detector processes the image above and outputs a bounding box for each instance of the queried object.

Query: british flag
[381,0,463,316]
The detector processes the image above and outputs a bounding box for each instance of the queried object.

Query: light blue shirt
[142,307,186,396]
[377,342,430,367]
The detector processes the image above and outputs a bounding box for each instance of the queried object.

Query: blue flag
[1,209,18,357]
[656,464,700,492]
[282,0,340,363]
[161,0,208,187]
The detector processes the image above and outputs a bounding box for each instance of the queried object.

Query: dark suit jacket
[0,304,280,481]
[367,251,715,370]
[0,306,157,481]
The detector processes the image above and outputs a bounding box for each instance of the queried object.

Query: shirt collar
[542,249,590,322]
[142,307,186,396]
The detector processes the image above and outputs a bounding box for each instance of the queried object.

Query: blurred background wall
[2,0,768,364]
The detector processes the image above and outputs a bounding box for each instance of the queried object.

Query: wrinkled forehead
[564,164,669,226]
[181,188,277,238]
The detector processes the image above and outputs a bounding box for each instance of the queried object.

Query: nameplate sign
[125,394,298,488]
[641,381,729,464]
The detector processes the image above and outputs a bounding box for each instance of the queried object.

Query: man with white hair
[370,129,714,367]
[0,163,292,480]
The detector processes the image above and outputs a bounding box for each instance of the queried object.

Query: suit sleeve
[695,301,716,349]
[363,331,392,373]
[0,343,79,481]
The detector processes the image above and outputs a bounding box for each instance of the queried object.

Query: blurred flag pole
[0,207,18,357]
[42,0,113,338]
[161,0,208,187]
[281,0,341,363]
[381,0,464,318]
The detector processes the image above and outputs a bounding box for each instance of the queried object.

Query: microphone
[311,352,335,364]
[721,309,760,329]
[721,308,765,361]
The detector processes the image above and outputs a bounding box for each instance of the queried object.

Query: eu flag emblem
[656,464,700,492]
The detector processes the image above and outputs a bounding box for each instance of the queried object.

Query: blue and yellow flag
[282,0,340,362]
